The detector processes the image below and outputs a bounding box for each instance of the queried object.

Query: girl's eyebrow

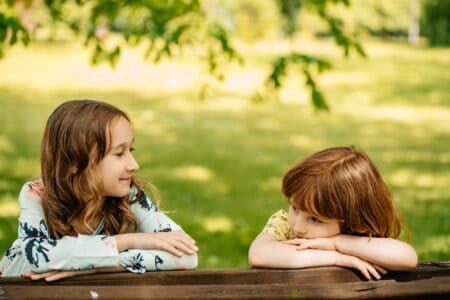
[111,138,135,149]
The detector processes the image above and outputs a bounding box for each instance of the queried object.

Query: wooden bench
[1,261,449,299]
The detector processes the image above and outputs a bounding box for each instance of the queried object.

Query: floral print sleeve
[261,210,295,241]
[0,181,120,276]
[118,187,198,273]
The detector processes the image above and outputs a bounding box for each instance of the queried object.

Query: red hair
[282,146,401,238]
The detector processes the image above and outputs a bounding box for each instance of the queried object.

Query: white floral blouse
[0,181,197,276]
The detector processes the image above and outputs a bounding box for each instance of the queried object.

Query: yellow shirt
[261,209,295,241]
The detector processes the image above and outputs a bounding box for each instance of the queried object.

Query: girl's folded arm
[114,192,198,272]
[248,233,339,269]
[333,234,418,270]
[18,187,120,273]
[19,224,120,273]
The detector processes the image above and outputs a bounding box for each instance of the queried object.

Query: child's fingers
[283,238,307,245]
[159,238,195,257]
[171,232,199,253]
[173,239,198,255]
[45,269,95,282]
[175,231,196,243]
[22,271,33,278]
[29,271,59,280]
[374,264,388,274]
[366,264,381,280]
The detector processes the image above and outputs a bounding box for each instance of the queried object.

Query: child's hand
[335,252,387,280]
[131,231,198,257]
[284,237,336,251]
[23,269,96,282]
[23,266,125,282]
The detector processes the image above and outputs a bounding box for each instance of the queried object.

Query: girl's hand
[335,252,387,280]
[23,269,96,282]
[284,237,336,251]
[23,266,125,282]
[120,231,198,257]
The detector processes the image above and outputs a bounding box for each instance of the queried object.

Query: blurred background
[0,0,449,268]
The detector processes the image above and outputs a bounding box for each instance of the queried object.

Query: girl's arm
[286,234,417,271]
[17,183,120,274]
[334,235,417,270]
[114,190,198,273]
[23,266,126,282]
[249,233,385,280]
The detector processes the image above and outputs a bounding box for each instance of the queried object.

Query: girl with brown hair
[249,146,417,280]
[0,100,198,281]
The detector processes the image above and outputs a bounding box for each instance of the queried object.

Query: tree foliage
[0,0,366,111]
[420,0,450,46]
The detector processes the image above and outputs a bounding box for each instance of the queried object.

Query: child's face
[95,117,139,198]
[288,202,341,239]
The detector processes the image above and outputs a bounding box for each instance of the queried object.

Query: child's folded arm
[332,234,418,271]
[248,233,339,269]
[249,233,384,280]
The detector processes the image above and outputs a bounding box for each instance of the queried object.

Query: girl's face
[288,202,341,239]
[95,117,139,198]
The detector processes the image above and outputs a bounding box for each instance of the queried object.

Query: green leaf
[311,89,329,111]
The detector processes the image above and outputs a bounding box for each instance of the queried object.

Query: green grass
[0,38,449,268]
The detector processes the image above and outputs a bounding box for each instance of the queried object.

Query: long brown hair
[282,146,401,238]
[41,99,141,238]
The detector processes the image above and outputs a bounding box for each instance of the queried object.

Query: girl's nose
[128,155,140,171]
[293,221,307,236]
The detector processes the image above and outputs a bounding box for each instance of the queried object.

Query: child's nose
[293,220,307,236]
[128,155,139,171]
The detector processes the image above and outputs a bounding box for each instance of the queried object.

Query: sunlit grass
[0,37,449,268]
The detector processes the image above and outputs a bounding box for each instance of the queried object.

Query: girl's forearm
[114,233,134,252]
[334,235,417,270]
[249,237,338,268]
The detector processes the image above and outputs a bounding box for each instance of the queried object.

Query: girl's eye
[291,205,298,212]
[309,216,323,224]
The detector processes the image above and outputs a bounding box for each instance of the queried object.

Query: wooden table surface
[1,261,449,299]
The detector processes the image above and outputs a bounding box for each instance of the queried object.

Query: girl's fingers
[30,271,58,280]
[374,264,388,274]
[367,264,381,280]
[45,269,95,282]
[284,238,306,245]
[358,266,371,280]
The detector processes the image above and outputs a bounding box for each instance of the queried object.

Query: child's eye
[291,204,298,212]
[309,216,323,224]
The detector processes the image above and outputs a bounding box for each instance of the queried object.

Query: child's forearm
[333,235,417,270]
[249,235,338,268]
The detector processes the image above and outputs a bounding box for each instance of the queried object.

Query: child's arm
[23,266,125,282]
[286,234,417,271]
[249,233,385,280]
[17,183,121,274]
[14,182,196,278]
[114,190,198,273]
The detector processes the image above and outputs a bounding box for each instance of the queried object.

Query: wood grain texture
[1,261,449,299]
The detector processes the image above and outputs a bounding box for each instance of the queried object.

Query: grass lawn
[0,38,449,268]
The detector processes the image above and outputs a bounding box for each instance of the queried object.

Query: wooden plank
[0,262,449,299]
[1,262,448,286]
[1,276,449,299]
